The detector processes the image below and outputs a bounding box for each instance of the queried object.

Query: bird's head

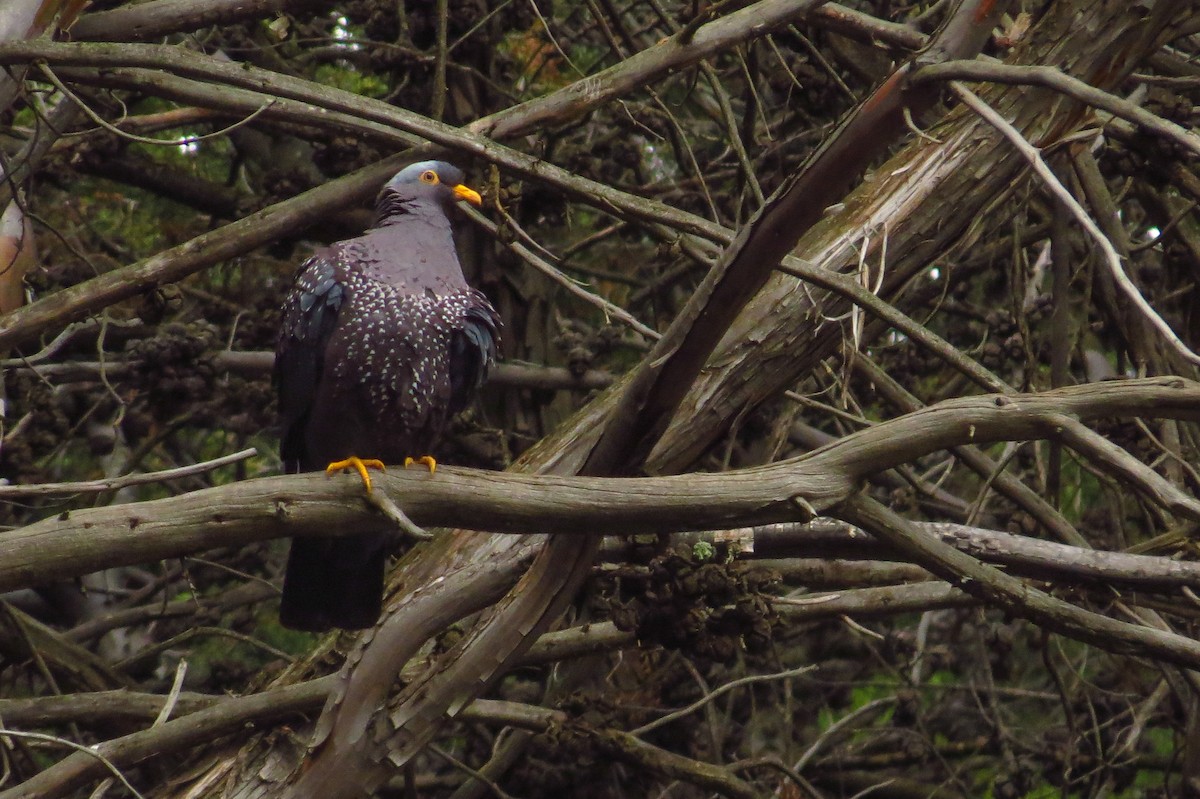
[377,161,482,218]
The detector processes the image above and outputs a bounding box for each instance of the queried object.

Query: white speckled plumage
[274,161,500,631]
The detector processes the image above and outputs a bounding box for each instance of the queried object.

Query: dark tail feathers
[280,534,386,631]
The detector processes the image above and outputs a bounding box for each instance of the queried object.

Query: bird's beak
[453,184,483,206]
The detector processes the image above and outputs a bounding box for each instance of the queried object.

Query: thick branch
[581,0,1007,475]
[2,378,1195,595]
[70,0,329,42]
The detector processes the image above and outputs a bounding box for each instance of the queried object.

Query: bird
[274,160,500,631]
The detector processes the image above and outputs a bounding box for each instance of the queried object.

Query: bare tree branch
[951,81,1200,367]
[912,59,1200,159]
[837,493,1200,670]
[3,378,1194,599]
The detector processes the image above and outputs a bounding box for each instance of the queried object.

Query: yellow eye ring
[420,170,439,184]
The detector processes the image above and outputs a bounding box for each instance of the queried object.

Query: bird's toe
[326,456,387,493]
[403,455,437,474]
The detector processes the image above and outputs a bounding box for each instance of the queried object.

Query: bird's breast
[327,275,474,440]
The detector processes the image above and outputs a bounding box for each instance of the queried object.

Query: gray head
[376,161,481,220]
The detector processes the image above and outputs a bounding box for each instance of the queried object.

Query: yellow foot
[404,455,437,474]
[325,456,386,493]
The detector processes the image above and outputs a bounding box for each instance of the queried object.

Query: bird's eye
[420,170,439,184]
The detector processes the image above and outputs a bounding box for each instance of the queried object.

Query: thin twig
[631,664,816,736]
[153,659,188,727]
[38,63,275,147]
[0,448,257,496]
[794,696,896,771]
[465,206,661,340]
[365,488,433,542]
[431,0,448,121]
[114,627,294,671]
[0,729,145,798]
[524,0,585,77]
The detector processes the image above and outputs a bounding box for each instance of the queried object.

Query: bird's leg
[404,455,437,474]
[326,456,387,493]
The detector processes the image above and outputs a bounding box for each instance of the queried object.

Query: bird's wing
[448,289,501,415]
[274,253,345,470]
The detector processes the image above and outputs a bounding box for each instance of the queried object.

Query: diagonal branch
[580,0,1006,477]
[911,59,1200,160]
[837,493,1200,671]
[951,81,1200,367]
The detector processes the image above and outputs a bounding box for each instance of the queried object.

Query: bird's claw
[326,456,387,493]
[404,455,437,474]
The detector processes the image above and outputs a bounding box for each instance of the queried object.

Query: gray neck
[351,201,467,293]
[373,191,452,227]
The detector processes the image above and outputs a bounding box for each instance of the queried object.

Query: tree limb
[3,378,1194,599]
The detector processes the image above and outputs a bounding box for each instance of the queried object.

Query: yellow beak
[453,184,483,206]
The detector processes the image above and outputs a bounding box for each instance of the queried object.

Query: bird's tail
[280,534,386,631]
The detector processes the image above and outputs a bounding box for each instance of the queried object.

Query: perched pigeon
[275,161,500,631]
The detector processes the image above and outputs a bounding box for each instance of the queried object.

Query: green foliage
[1142,725,1175,757]
[1057,452,1102,524]
[313,63,388,98]
[1127,761,1169,795]
[256,611,320,657]
[73,178,175,258]
[848,676,897,722]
